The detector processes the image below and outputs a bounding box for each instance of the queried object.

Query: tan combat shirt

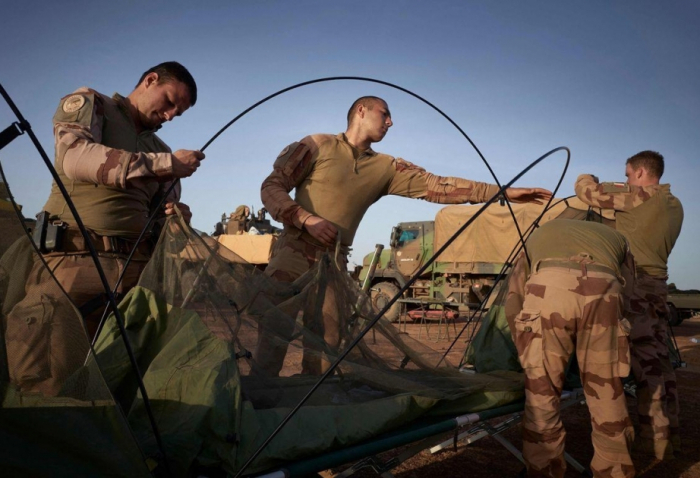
[261,133,501,246]
[575,174,683,277]
[42,87,179,239]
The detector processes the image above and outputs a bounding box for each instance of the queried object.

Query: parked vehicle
[667,284,700,326]
[358,197,613,322]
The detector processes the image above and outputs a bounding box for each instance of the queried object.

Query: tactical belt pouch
[32,211,65,253]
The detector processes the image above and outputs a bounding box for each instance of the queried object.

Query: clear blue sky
[1,1,698,287]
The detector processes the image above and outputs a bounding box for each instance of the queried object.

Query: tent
[1,213,525,476]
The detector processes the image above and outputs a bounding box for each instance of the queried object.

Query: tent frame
[256,390,591,478]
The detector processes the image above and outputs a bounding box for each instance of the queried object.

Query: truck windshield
[398,229,419,246]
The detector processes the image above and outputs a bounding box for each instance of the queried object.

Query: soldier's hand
[165,201,192,223]
[303,215,338,247]
[505,187,553,204]
[172,150,205,178]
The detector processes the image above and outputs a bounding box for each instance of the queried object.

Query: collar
[112,93,161,134]
[337,132,377,159]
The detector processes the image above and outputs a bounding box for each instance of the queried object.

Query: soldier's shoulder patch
[276,145,291,159]
[601,182,630,193]
[62,95,86,113]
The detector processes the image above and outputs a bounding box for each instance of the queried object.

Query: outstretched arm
[504,187,552,204]
[387,158,552,205]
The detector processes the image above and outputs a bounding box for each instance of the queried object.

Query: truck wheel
[371,282,402,323]
[667,302,682,327]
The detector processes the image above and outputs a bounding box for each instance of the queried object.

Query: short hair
[626,150,664,179]
[346,96,386,125]
[136,61,197,106]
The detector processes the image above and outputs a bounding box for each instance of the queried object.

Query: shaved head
[347,96,387,126]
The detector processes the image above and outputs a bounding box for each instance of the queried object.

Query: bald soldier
[5,61,204,395]
[575,151,683,459]
[505,219,635,478]
[256,95,552,377]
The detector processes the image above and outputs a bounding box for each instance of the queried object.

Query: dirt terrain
[336,315,700,478]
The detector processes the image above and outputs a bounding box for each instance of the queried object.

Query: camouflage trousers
[5,252,147,396]
[252,230,348,377]
[628,273,679,458]
[513,264,634,478]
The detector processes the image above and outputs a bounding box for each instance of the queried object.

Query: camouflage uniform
[5,87,178,394]
[506,220,635,478]
[575,174,683,457]
[226,205,249,235]
[256,132,503,376]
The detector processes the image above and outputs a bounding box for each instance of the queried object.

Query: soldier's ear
[143,72,159,89]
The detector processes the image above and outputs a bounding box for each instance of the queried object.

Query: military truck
[667,284,700,326]
[358,198,613,322]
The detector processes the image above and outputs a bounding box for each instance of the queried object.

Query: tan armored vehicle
[213,205,280,266]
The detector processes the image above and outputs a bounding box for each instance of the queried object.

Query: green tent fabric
[0,236,152,476]
[2,214,525,476]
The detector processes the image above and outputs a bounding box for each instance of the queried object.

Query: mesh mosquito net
[1,211,524,476]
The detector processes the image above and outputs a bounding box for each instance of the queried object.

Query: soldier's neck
[123,94,145,134]
[344,128,372,151]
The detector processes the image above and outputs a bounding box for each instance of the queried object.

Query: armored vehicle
[212,206,280,266]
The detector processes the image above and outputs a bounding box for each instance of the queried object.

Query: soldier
[575,151,683,459]
[5,61,204,395]
[505,219,635,478]
[255,95,553,377]
[227,205,250,234]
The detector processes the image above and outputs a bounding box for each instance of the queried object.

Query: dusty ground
[331,315,700,478]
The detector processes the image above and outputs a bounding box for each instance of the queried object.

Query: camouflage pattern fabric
[511,257,634,477]
[5,253,147,395]
[253,230,348,376]
[628,272,679,457]
[42,88,179,238]
[574,174,654,211]
[261,132,500,247]
[574,174,683,278]
[575,173,683,459]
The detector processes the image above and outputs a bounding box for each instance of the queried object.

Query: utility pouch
[32,211,65,253]
[33,211,49,253]
[45,221,66,252]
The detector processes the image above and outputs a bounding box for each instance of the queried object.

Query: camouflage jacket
[261,133,501,246]
[574,174,683,277]
[42,88,179,238]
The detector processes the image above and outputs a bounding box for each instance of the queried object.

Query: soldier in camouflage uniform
[255,95,553,377]
[227,205,250,234]
[575,151,683,459]
[4,62,204,395]
[506,219,635,478]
